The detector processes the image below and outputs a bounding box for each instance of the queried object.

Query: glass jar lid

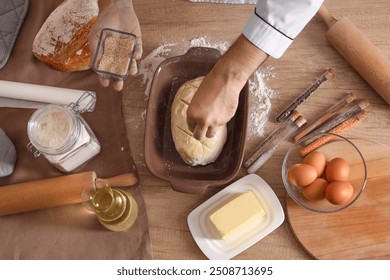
[27,104,80,155]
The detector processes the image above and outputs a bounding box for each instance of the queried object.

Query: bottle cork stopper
[294,116,307,128]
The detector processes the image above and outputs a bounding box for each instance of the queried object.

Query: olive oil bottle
[89,186,138,232]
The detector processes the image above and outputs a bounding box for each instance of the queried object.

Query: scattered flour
[138,43,175,96]
[137,36,277,139]
[138,37,229,98]
[248,66,277,138]
[188,37,229,53]
[140,109,147,121]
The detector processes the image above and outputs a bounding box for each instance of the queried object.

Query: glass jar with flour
[27,103,100,173]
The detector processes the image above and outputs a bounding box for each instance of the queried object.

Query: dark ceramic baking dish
[144,47,248,194]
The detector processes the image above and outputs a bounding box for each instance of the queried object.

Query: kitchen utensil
[287,138,390,259]
[0,171,137,216]
[317,5,390,105]
[0,80,96,112]
[144,47,248,194]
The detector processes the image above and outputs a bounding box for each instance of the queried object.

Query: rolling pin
[317,5,390,105]
[0,171,138,216]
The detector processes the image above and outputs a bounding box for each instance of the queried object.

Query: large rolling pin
[0,80,96,111]
[317,5,390,105]
[0,171,138,216]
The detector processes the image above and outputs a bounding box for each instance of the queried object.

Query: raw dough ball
[171,76,227,166]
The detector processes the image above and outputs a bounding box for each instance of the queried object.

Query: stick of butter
[209,191,266,239]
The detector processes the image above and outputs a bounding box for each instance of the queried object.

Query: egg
[325,157,350,181]
[302,178,328,201]
[288,163,318,187]
[303,151,327,177]
[325,181,354,205]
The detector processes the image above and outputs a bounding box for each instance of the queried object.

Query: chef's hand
[187,35,269,140]
[88,0,142,91]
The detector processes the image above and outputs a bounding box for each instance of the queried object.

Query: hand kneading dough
[171,76,227,166]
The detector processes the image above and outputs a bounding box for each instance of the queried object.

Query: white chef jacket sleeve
[243,0,324,58]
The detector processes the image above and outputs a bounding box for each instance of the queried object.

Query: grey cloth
[0,0,29,69]
[0,128,17,177]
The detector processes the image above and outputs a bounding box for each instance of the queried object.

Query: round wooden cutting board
[286,138,390,259]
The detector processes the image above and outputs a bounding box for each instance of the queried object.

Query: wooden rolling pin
[0,171,137,216]
[317,5,390,105]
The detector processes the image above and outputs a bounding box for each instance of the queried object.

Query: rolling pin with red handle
[317,5,390,105]
[0,171,138,216]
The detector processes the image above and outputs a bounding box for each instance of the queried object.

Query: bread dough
[171,76,227,166]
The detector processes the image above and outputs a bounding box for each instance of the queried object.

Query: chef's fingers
[187,120,196,132]
[129,60,138,76]
[99,76,110,88]
[134,36,143,60]
[193,124,207,141]
[206,126,218,138]
[129,37,142,76]
[113,79,124,91]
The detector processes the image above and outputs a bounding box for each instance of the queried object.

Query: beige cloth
[0,0,152,260]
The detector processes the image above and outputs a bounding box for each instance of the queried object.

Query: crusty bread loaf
[171,76,227,166]
[32,0,99,72]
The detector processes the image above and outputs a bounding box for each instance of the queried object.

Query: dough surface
[171,76,227,166]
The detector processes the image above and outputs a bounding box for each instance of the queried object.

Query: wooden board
[124,0,390,259]
[287,138,390,259]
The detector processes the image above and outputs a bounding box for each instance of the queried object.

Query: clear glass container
[82,180,138,232]
[91,28,137,80]
[27,104,101,173]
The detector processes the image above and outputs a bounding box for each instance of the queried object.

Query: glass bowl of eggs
[282,132,367,213]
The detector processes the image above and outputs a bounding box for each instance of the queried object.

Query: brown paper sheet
[0,0,152,259]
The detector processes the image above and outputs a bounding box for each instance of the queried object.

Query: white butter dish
[187,174,285,260]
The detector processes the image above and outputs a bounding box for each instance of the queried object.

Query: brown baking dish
[144,47,248,194]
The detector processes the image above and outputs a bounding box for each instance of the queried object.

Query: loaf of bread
[32,0,99,72]
[171,76,227,166]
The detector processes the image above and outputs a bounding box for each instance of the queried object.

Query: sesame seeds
[97,36,135,76]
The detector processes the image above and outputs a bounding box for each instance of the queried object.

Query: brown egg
[325,181,354,205]
[287,163,318,187]
[303,151,327,177]
[302,178,328,201]
[325,157,350,181]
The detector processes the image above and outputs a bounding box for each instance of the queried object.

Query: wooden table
[122,0,390,259]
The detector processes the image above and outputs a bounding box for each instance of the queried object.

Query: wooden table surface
[122,0,390,259]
